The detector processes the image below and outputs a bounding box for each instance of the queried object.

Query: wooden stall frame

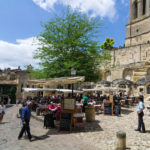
[103,101,114,116]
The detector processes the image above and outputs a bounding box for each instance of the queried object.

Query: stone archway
[123,69,133,80]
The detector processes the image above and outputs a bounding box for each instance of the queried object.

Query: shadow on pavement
[6,104,14,108]
[45,120,103,135]
[31,134,49,141]
[121,109,134,115]
[145,130,150,133]
[0,122,9,124]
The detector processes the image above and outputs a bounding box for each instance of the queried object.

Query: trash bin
[85,106,95,122]
[36,107,40,116]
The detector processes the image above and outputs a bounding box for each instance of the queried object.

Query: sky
[0,0,129,69]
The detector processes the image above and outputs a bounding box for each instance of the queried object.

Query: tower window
[134,1,138,19]
[143,0,146,15]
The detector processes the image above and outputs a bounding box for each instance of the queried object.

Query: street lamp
[71,67,76,97]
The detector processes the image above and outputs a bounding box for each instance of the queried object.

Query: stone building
[102,0,150,97]
[0,67,30,103]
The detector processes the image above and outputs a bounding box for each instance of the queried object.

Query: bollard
[36,107,40,116]
[116,131,126,150]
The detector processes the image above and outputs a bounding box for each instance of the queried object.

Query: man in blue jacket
[18,101,32,141]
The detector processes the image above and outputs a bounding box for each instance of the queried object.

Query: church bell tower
[125,0,150,46]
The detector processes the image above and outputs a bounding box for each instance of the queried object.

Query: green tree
[101,37,115,50]
[100,38,115,69]
[33,7,109,81]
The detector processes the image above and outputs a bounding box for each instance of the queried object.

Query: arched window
[143,0,146,15]
[105,71,111,81]
[123,69,133,80]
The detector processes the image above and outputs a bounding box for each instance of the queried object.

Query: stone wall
[112,43,150,66]
[126,16,150,46]
[102,43,150,82]
[0,68,30,100]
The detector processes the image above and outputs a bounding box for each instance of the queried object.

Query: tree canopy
[33,7,113,81]
[99,37,115,69]
[101,38,115,50]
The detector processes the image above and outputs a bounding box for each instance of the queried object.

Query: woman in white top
[0,101,5,123]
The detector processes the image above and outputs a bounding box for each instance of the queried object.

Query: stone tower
[125,0,150,47]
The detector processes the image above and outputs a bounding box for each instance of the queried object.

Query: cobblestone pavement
[0,105,98,150]
[73,101,150,150]
[1,102,150,150]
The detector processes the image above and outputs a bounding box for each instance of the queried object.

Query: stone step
[133,69,146,72]
[133,72,147,76]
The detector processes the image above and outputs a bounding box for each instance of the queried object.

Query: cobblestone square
[1,102,150,150]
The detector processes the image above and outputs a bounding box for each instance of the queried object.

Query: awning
[27,76,85,86]
[82,89,100,92]
[23,88,57,92]
[57,89,83,93]
[23,88,83,93]
[83,87,120,92]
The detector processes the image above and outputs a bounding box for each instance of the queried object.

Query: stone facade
[0,67,30,102]
[126,0,150,46]
[102,0,150,96]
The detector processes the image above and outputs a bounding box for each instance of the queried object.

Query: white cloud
[0,37,40,69]
[121,0,128,6]
[32,0,117,20]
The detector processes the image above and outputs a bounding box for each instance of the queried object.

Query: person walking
[135,96,146,133]
[0,101,6,123]
[19,101,27,137]
[18,101,32,141]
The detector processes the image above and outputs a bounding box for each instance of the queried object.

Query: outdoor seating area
[20,89,140,133]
